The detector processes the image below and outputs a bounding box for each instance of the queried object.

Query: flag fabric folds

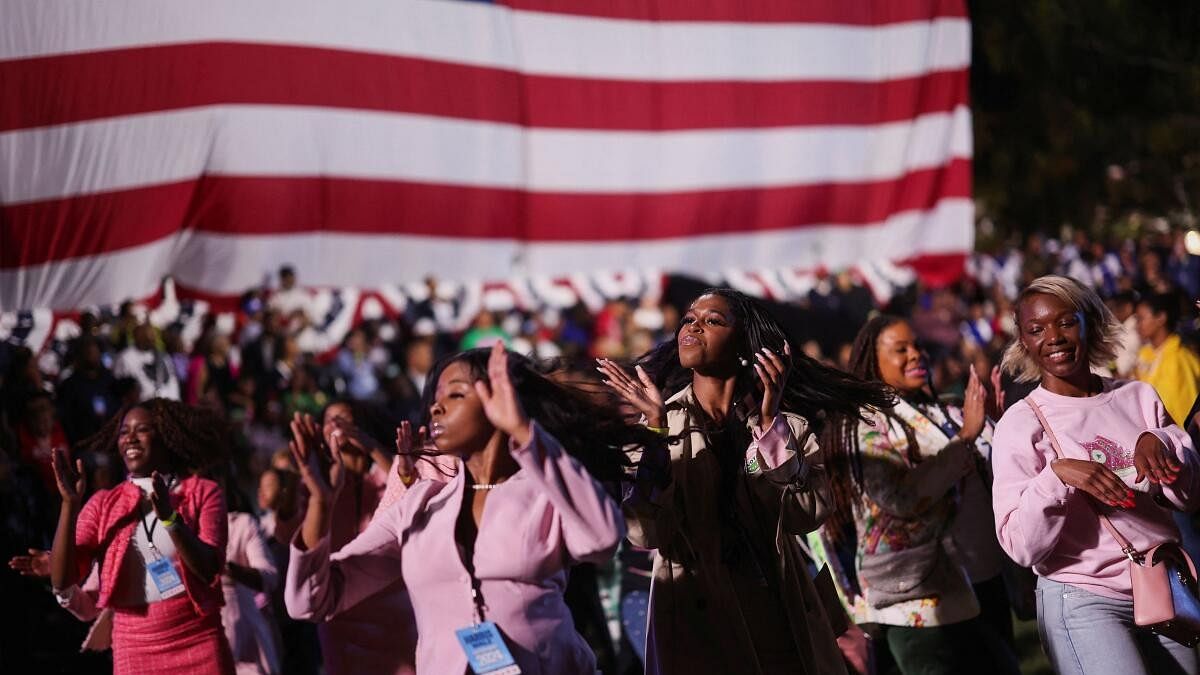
[0,0,973,312]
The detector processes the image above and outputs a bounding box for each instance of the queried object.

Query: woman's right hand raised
[394,421,426,486]
[51,447,85,506]
[289,413,345,504]
[956,365,987,443]
[597,359,666,429]
[1051,458,1136,509]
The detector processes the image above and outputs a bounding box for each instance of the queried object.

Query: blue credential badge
[146,557,186,598]
[455,621,522,674]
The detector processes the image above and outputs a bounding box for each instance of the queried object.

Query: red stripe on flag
[0,43,967,132]
[500,0,966,24]
[898,251,968,288]
[0,180,198,268]
[2,159,969,268]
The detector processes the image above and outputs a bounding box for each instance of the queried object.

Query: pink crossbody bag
[1026,397,1200,646]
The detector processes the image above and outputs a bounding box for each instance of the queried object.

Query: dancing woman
[818,315,1018,674]
[49,398,233,674]
[599,288,892,675]
[993,275,1200,674]
[285,343,660,673]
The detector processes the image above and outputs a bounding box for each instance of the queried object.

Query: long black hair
[822,314,922,544]
[635,288,893,429]
[416,348,663,483]
[634,288,892,564]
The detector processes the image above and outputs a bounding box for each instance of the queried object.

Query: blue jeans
[1036,576,1198,675]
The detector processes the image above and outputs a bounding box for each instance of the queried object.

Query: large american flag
[0,0,972,313]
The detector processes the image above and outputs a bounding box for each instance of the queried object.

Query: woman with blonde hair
[992,275,1200,674]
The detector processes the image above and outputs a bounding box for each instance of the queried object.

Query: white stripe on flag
[1,105,971,203]
[2,0,969,83]
[0,197,972,311]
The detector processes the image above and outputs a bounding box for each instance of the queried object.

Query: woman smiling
[49,399,233,674]
[993,275,1200,674]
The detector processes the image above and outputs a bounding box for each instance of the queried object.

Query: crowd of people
[3,226,1200,675]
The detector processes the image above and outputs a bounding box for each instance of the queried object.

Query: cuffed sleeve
[747,413,830,535]
[748,415,793,472]
[1140,389,1200,511]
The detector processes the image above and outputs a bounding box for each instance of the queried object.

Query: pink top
[286,421,623,674]
[374,452,458,517]
[330,462,389,550]
[322,460,411,675]
[992,379,1200,599]
[74,476,227,615]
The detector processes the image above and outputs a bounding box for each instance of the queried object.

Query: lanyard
[138,476,175,553]
[930,404,961,441]
[469,572,488,625]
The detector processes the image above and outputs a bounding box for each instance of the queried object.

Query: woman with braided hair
[816,315,1017,674]
[599,288,892,675]
[49,398,234,674]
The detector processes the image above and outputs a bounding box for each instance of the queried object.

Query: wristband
[159,511,181,530]
[645,425,669,437]
[52,585,78,607]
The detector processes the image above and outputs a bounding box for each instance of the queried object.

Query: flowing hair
[820,314,921,544]
[415,349,663,484]
[633,288,893,562]
[77,398,231,476]
[635,288,893,427]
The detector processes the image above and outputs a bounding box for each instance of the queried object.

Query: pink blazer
[286,421,623,674]
[75,476,228,616]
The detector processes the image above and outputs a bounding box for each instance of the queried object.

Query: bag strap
[1024,397,1142,559]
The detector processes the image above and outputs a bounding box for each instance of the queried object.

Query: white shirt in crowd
[113,347,181,401]
[268,287,314,321]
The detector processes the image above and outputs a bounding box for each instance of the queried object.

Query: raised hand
[51,447,85,505]
[988,365,1006,420]
[597,359,666,428]
[149,471,174,519]
[754,341,792,432]
[1134,433,1182,485]
[474,342,532,446]
[394,421,425,486]
[1052,458,1135,509]
[290,412,345,503]
[329,416,383,456]
[9,548,50,578]
[958,365,987,443]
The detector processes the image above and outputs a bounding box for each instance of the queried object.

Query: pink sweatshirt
[992,379,1200,599]
[285,421,623,674]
